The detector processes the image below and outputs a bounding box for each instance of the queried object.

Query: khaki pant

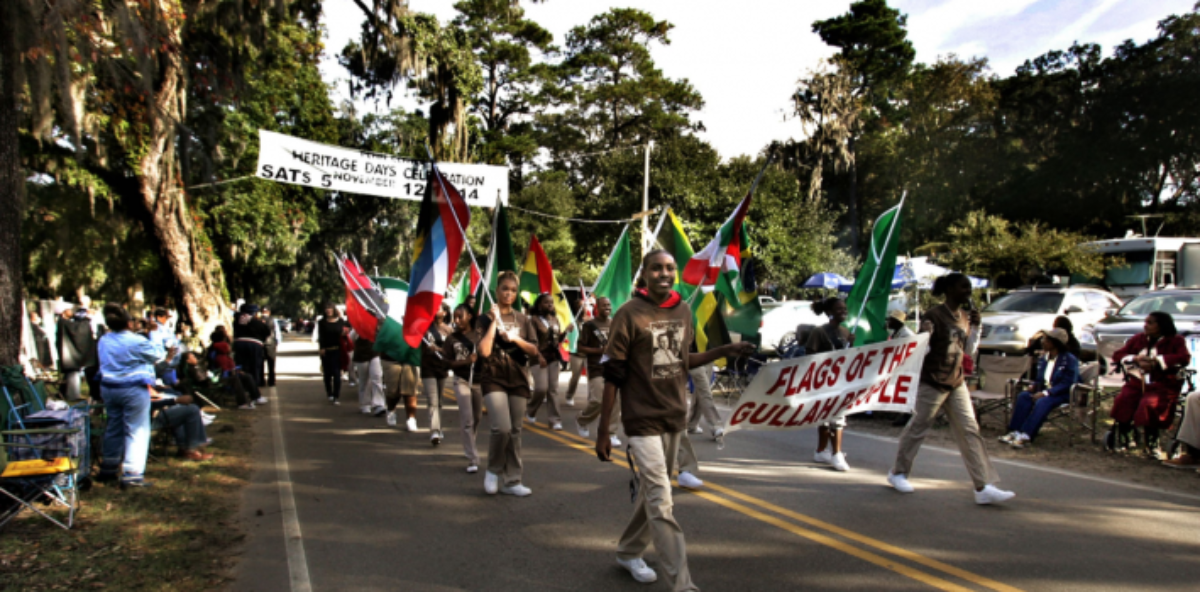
[382,361,419,411]
[354,358,385,411]
[484,390,527,486]
[577,376,620,434]
[422,377,445,435]
[566,353,586,401]
[686,365,721,433]
[1176,391,1200,450]
[893,382,999,489]
[455,378,484,465]
[527,364,561,423]
[619,432,698,592]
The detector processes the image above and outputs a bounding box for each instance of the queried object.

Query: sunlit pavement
[232,336,1200,592]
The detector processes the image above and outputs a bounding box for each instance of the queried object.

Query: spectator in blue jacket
[1001,328,1079,448]
[97,303,167,487]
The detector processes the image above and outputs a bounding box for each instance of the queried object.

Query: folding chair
[0,405,89,530]
[1073,365,1133,444]
[974,355,1032,428]
[1041,362,1101,446]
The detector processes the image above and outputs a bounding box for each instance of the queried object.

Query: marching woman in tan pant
[888,273,1015,505]
[447,304,485,473]
[478,271,541,497]
[526,293,573,430]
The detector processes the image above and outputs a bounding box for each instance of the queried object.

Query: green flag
[371,276,421,365]
[845,197,905,346]
[478,204,519,315]
[593,225,634,310]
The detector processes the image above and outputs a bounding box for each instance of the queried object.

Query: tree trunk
[0,0,23,366]
[138,2,227,339]
[846,135,861,257]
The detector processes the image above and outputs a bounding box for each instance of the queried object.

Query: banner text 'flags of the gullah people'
[477,204,518,315]
[403,163,471,347]
[592,225,634,310]
[845,195,905,346]
[338,255,385,342]
[518,235,574,335]
[372,276,421,365]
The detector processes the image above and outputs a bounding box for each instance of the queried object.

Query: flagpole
[425,145,495,309]
[649,207,669,254]
[848,192,906,344]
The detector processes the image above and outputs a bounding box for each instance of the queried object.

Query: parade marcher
[526,293,573,430]
[57,303,97,401]
[97,303,167,487]
[351,330,386,416]
[565,294,595,406]
[686,352,722,439]
[805,297,852,471]
[1107,311,1190,454]
[447,304,485,473]
[419,304,453,445]
[477,271,540,497]
[380,354,420,430]
[888,273,1015,505]
[233,303,271,387]
[261,306,281,387]
[315,304,350,404]
[595,250,755,590]
[576,297,621,446]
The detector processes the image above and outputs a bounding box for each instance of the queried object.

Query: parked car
[758,300,825,354]
[1083,289,1200,371]
[978,285,1122,359]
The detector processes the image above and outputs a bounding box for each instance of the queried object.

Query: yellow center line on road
[523,423,974,592]
[522,419,1023,592]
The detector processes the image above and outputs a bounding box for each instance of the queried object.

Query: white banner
[724,334,929,433]
[255,130,508,207]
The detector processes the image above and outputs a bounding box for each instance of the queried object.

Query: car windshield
[1119,293,1200,317]
[985,292,1064,314]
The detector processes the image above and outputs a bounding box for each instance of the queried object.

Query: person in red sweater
[1108,311,1191,453]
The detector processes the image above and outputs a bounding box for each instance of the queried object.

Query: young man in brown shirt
[596,250,754,590]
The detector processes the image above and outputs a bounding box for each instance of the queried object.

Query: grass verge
[0,407,254,591]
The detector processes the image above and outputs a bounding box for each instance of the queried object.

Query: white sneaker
[998,431,1019,444]
[1010,433,1031,449]
[813,448,834,464]
[405,417,418,432]
[360,406,372,415]
[431,431,442,446]
[975,484,1015,505]
[386,411,397,427]
[466,464,479,474]
[830,452,850,472]
[609,435,622,447]
[565,398,575,407]
[525,415,536,424]
[578,425,590,438]
[484,471,499,495]
[328,396,335,403]
[237,403,255,410]
[713,428,725,440]
[690,426,704,434]
[255,397,269,404]
[677,471,704,489]
[616,557,658,583]
[888,471,915,493]
[500,483,532,497]
[332,400,340,405]
[551,421,563,431]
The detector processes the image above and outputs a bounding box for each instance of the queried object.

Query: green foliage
[938,211,1109,288]
[811,0,916,104]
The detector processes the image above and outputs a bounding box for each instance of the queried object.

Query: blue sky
[320,0,1196,160]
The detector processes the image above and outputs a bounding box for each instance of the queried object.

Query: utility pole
[642,140,654,259]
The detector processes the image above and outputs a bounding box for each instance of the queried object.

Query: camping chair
[0,405,89,530]
[1163,369,1196,459]
[1043,362,1101,446]
[973,355,1032,428]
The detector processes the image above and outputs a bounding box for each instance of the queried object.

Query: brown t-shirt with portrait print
[603,294,693,437]
[579,318,612,374]
[531,314,564,361]
[921,304,970,390]
[478,310,537,395]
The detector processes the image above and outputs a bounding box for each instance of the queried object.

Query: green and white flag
[845,195,905,346]
[593,225,634,310]
[371,276,421,365]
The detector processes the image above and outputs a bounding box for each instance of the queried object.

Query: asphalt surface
[232,337,1200,592]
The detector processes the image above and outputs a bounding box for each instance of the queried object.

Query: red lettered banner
[724,334,929,434]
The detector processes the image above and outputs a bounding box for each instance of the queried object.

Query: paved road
[232,338,1200,591]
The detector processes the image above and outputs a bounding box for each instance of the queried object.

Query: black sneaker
[1104,430,1117,451]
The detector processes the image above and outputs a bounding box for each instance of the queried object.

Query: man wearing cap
[886,310,915,340]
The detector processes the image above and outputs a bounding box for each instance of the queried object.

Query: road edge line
[271,387,313,592]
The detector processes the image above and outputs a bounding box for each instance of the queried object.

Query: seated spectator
[1001,328,1079,448]
[1024,315,1082,359]
[151,386,214,462]
[1163,389,1200,469]
[1108,311,1190,453]
[209,331,265,409]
